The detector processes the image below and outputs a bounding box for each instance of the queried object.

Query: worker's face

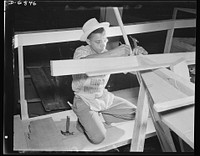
[87,31,108,53]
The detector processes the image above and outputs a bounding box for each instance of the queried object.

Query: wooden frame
[14,17,195,120]
[164,7,196,53]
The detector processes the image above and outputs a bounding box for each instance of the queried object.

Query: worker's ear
[86,39,91,45]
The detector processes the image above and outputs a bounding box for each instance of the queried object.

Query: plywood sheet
[26,117,65,150]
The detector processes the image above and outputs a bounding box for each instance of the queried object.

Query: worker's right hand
[112,44,131,56]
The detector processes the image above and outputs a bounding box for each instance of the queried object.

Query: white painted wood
[153,95,194,112]
[14,19,196,48]
[175,8,196,14]
[50,55,138,76]
[14,113,156,151]
[113,7,132,54]
[164,8,177,53]
[130,81,150,151]
[18,46,28,120]
[13,115,28,150]
[161,105,194,149]
[138,55,195,96]
[50,52,195,77]
[26,117,65,150]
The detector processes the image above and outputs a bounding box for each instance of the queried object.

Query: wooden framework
[164,7,196,53]
[13,7,195,152]
[14,18,195,120]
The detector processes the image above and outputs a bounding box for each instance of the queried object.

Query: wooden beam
[18,46,28,120]
[130,81,150,151]
[161,105,194,149]
[50,52,195,77]
[164,7,177,53]
[175,8,196,14]
[153,95,194,113]
[14,19,196,48]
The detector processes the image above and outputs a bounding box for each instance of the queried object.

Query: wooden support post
[130,80,149,151]
[148,102,177,152]
[164,8,177,53]
[18,46,28,120]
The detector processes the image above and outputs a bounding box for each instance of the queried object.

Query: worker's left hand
[131,46,148,55]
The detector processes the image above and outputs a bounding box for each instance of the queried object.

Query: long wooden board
[27,67,70,111]
[50,52,195,77]
[14,19,195,48]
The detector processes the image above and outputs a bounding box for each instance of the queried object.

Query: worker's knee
[89,132,106,144]
[88,131,106,144]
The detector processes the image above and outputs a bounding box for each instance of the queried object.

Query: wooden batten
[50,52,195,77]
[153,95,194,112]
[14,19,195,48]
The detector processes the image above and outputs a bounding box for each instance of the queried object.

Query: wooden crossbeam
[50,52,195,77]
[14,19,196,48]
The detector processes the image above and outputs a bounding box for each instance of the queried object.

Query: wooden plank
[164,7,177,53]
[175,8,196,14]
[50,52,195,77]
[153,95,194,112]
[137,55,195,96]
[18,110,156,151]
[57,118,156,151]
[13,115,28,150]
[28,67,69,111]
[18,46,28,120]
[130,81,150,151]
[148,103,177,152]
[140,70,188,104]
[138,55,194,149]
[50,55,138,76]
[138,74,177,151]
[26,117,65,150]
[14,19,195,48]
[161,105,194,149]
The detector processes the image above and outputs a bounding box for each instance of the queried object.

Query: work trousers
[72,95,137,144]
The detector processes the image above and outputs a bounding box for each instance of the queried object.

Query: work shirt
[72,45,114,111]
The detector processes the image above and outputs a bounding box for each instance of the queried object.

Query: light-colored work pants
[72,95,137,144]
